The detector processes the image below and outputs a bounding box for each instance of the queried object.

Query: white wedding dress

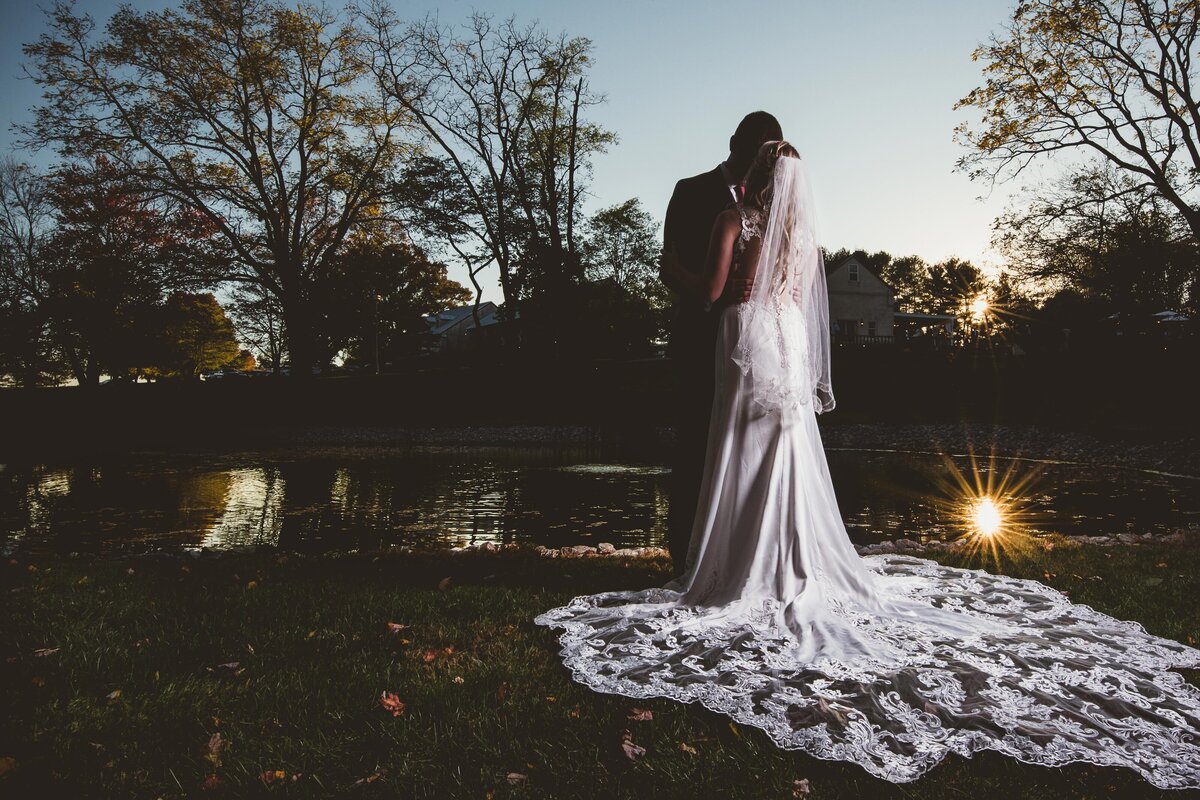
[534,205,1200,789]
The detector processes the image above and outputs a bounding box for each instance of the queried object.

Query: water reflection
[0,447,1195,557]
[200,468,284,549]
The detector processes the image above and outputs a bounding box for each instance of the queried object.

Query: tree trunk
[84,358,102,387]
[281,293,316,379]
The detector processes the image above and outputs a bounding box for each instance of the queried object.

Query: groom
[659,111,783,577]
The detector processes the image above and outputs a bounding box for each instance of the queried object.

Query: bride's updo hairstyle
[743,140,800,212]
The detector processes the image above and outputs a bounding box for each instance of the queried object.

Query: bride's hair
[743,140,800,212]
[742,140,802,297]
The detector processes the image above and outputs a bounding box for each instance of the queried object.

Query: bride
[534,141,1200,789]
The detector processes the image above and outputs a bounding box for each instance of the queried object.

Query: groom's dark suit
[662,164,739,572]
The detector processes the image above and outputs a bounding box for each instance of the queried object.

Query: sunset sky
[0,0,1039,302]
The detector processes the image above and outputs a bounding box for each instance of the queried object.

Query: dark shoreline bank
[4,419,1198,477]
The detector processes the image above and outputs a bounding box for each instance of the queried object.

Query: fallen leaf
[1145,576,1165,586]
[386,622,410,634]
[627,707,653,721]
[792,777,812,798]
[201,774,222,791]
[351,769,386,786]
[421,649,439,663]
[32,648,59,657]
[545,696,556,703]
[452,676,464,684]
[260,769,286,785]
[246,580,258,590]
[506,772,528,785]
[495,682,509,702]
[678,742,697,755]
[621,730,646,760]
[1156,562,1168,568]
[31,676,45,687]
[380,691,406,717]
[568,706,580,718]
[1042,571,1056,581]
[106,689,121,700]
[205,732,223,767]
[728,721,741,737]
[437,576,452,590]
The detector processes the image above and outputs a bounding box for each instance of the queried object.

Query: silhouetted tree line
[0,0,676,383]
[3,0,1196,388]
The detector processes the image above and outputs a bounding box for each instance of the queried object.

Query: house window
[848,263,860,282]
[868,321,876,337]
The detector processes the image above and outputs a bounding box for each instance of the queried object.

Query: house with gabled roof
[825,254,895,343]
[420,301,516,353]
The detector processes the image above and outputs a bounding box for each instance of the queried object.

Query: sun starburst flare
[925,443,1050,568]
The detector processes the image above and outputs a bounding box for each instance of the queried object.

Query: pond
[1,446,1196,557]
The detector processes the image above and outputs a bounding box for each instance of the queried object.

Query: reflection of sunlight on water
[5,448,1197,556]
[558,464,669,476]
[431,468,508,546]
[199,468,285,549]
[25,469,73,531]
[931,448,1047,568]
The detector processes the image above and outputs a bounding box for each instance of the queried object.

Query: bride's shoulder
[714,207,742,232]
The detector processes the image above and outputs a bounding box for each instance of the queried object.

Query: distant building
[893,311,956,341]
[825,254,895,343]
[420,301,515,354]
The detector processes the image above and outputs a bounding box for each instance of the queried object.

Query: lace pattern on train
[534,554,1200,789]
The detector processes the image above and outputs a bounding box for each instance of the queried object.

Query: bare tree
[227,283,287,373]
[955,0,1200,239]
[0,158,67,384]
[362,6,615,323]
[20,0,411,374]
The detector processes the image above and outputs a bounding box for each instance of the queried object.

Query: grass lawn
[2,537,1198,799]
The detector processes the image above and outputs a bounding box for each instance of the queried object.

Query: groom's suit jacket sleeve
[662,167,733,365]
[662,168,729,288]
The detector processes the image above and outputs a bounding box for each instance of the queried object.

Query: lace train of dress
[534,302,1200,789]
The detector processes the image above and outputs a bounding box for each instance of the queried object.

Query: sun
[970,295,990,322]
[969,495,1003,536]
[923,443,1049,568]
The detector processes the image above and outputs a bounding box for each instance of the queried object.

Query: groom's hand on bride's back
[725,277,804,303]
[728,277,754,302]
